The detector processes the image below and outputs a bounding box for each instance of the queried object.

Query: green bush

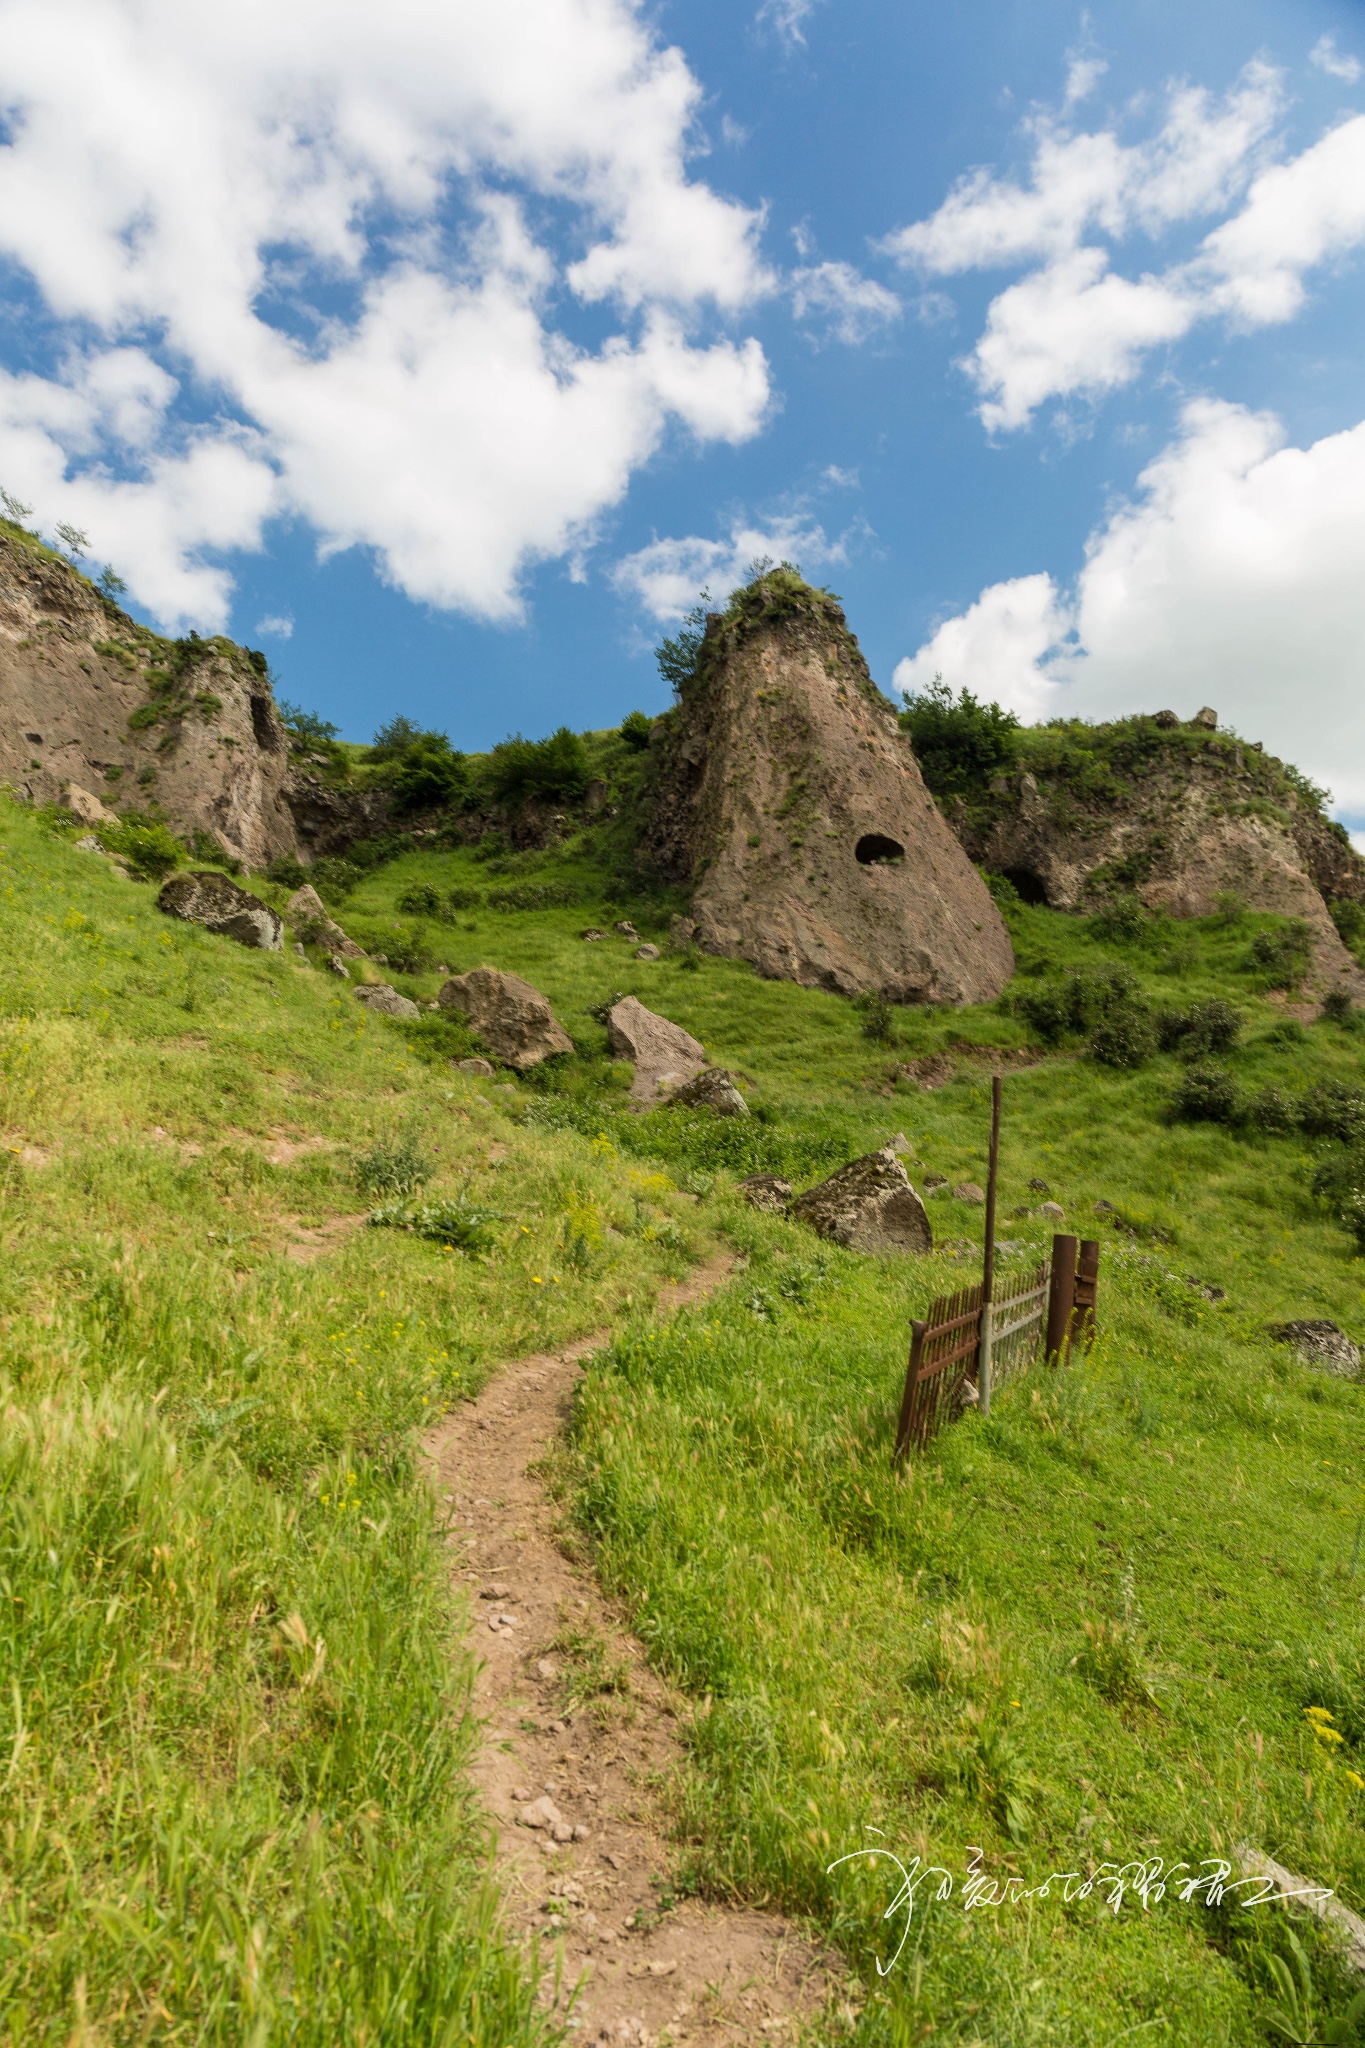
[1244,1086,1299,1136]
[1321,987,1357,1026]
[1247,919,1314,990]
[266,854,308,891]
[447,885,482,911]
[899,673,1020,799]
[368,1196,500,1255]
[354,1134,432,1198]
[1155,999,1242,1058]
[1171,1062,1240,1124]
[485,880,584,911]
[654,601,711,700]
[392,741,469,814]
[98,817,184,880]
[1013,965,1152,1058]
[309,856,362,901]
[1088,894,1149,943]
[1298,1081,1365,1143]
[485,727,591,807]
[1090,1003,1157,1069]
[397,882,445,917]
[855,991,896,1044]
[619,710,653,750]
[1330,899,1365,954]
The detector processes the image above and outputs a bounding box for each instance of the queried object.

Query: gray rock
[438,967,573,1069]
[1190,706,1218,730]
[354,983,420,1020]
[736,1174,792,1213]
[1267,1319,1361,1378]
[1027,1177,1050,1192]
[1152,710,1180,729]
[60,783,119,828]
[1094,1199,1118,1214]
[953,1182,986,1204]
[923,1173,948,1192]
[327,955,350,978]
[74,834,103,853]
[613,920,639,939]
[885,1133,914,1156]
[293,941,306,958]
[667,1065,749,1117]
[606,995,705,1105]
[1038,1201,1066,1222]
[456,1057,495,1076]
[157,870,283,950]
[635,943,661,960]
[790,1150,932,1256]
[287,882,366,958]
[579,927,605,942]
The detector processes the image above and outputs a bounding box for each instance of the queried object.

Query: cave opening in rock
[1002,866,1048,905]
[249,695,279,750]
[855,833,906,866]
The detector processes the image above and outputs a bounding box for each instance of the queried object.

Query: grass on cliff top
[0,795,726,2046]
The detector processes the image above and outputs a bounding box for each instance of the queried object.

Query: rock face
[157,871,283,949]
[60,783,119,828]
[0,532,297,866]
[354,983,420,1020]
[642,572,1013,1004]
[1267,1319,1361,1378]
[667,1066,749,1117]
[789,1149,933,1255]
[605,996,706,1105]
[950,718,1365,995]
[438,967,573,1069]
[287,884,367,959]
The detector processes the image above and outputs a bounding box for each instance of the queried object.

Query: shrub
[619,710,653,750]
[1089,1003,1157,1069]
[1244,1086,1299,1136]
[1247,919,1313,990]
[485,880,583,911]
[899,674,1020,799]
[265,855,307,891]
[1321,987,1357,1027]
[308,856,362,901]
[1155,999,1242,1059]
[654,600,711,700]
[367,1196,499,1255]
[856,991,896,1044]
[485,727,590,807]
[98,817,184,881]
[396,882,444,917]
[446,885,482,912]
[1014,965,1153,1062]
[354,1134,431,1198]
[1330,899,1365,954]
[1088,895,1148,943]
[1171,1062,1240,1124]
[277,700,339,746]
[1299,1082,1365,1143]
[368,716,425,761]
[1311,1149,1365,1254]
[392,741,468,814]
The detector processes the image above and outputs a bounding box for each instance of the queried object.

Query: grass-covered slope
[0,797,719,2045]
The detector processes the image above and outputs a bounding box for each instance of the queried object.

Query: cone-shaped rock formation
[645,570,1013,1004]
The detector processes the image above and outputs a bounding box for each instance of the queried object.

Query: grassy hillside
[9,791,1365,2043]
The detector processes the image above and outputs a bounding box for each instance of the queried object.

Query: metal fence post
[978,1075,1002,1418]
[1045,1234,1078,1363]
[1070,1238,1100,1351]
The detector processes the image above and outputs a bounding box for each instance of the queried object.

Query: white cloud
[0,0,773,629]
[612,511,848,622]
[790,261,901,345]
[1063,54,1107,111]
[255,614,294,639]
[895,398,1365,809]
[757,0,819,48]
[880,62,1365,429]
[1310,35,1363,85]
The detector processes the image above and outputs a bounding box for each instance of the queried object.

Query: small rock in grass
[923,1173,947,1191]
[519,1795,564,1831]
[535,1658,557,1680]
[667,1066,749,1118]
[293,941,306,957]
[1094,1199,1118,1214]
[1038,1201,1065,1222]
[613,920,639,939]
[790,1150,932,1255]
[354,982,420,1020]
[736,1173,792,1213]
[885,1133,914,1156]
[511,1784,533,1803]
[456,1057,495,1076]
[580,928,605,942]
[480,1583,512,1600]
[328,956,350,978]
[158,870,283,951]
[635,943,661,960]
[1027,1177,1050,1193]
[953,1182,985,1204]
[1267,1319,1360,1378]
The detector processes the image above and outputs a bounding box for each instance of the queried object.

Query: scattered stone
[1038,1201,1066,1222]
[1190,706,1218,731]
[354,983,420,1020]
[328,956,349,978]
[886,1133,914,1156]
[571,1823,591,1842]
[613,920,639,939]
[74,834,103,853]
[603,1851,624,1870]
[511,1784,533,1803]
[158,871,283,950]
[790,1149,933,1256]
[1027,1177,1050,1193]
[535,1658,557,1680]
[286,883,366,958]
[736,1173,793,1213]
[635,943,661,960]
[666,1065,749,1118]
[1267,1319,1361,1378]
[606,995,705,1105]
[456,1057,495,1076]
[480,1584,513,1600]
[953,1182,986,1204]
[293,941,306,958]
[580,928,605,942]
[923,1173,948,1192]
[519,1796,565,1832]
[1186,1276,1227,1303]
[60,783,119,828]
[1094,1199,1118,1215]
[438,967,573,1069]
[1152,710,1180,729]
[551,1821,574,1843]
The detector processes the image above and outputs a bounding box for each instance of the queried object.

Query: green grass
[11,791,1365,2043]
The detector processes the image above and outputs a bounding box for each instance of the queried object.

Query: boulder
[606,996,705,1105]
[613,920,639,939]
[286,883,366,958]
[1037,1201,1066,1222]
[885,1132,914,1156]
[456,1057,495,1076]
[953,1182,986,1204]
[157,870,283,950]
[438,966,573,1069]
[736,1173,792,1213]
[789,1150,932,1255]
[328,956,350,978]
[667,1066,749,1118]
[636,943,661,960]
[61,783,118,828]
[1267,1319,1361,1378]
[580,928,605,942]
[354,983,420,1020]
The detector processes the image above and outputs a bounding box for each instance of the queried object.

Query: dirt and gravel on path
[422,1256,846,2048]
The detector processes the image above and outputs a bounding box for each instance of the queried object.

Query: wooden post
[978,1075,1002,1418]
[894,1320,929,1465]
[1045,1234,1078,1364]
[1070,1238,1099,1351]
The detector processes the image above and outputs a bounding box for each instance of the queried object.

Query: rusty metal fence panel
[987,1259,1050,1391]
[894,1278,983,1460]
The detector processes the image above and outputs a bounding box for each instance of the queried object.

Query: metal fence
[894,1234,1098,1463]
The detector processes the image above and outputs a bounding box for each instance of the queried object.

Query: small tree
[97,566,128,600]
[899,674,1021,799]
[1,488,34,529]
[56,522,89,559]
[654,590,713,700]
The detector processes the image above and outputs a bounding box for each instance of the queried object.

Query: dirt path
[422,1256,838,2047]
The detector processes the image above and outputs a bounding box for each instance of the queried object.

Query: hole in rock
[1002,867,1048,905]
[249,695,279,750]
[855,833,905,866]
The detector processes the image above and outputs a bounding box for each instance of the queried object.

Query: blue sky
[2,0,1365,812]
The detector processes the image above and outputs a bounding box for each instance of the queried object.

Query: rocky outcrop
[438,967,573,1069]
[285,776,395,861]
[667,1066,749,1117]
[605,996,706,1105]
[1267,1319,1361,1378]
[949,713,1365,993]
[736,1173,792,1212]
[60,783,119,828]
[286,883,367,959]
[642,571,1013,1005]
[354,983,420,1020]
[0,531,297,867]
[157,871,283,949]
[789,1149,933,1255]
